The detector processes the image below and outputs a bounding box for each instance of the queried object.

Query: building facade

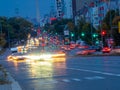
[63,0,73,19]
[55,0,64,18]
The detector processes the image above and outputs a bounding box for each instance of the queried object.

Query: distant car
[90,46,102,51]
[10,47,18,53]
[7,53,27,61]
[70,44,76,49]
[102,47,111,53]
[51,50,66,58]
[60,45,71,51]
[76,48,96,55]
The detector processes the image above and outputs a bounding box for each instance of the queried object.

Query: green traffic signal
[81,32,85,37]
[93,34,96,38]
[95,40,99,44]
[92,33,98,38]
[71,33,74,37]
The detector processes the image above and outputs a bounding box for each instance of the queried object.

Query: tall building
[72,0,94,25]
[72,0,94,17]
[63,0,73,19]
[72,0,119,28]
[118,0,120,15]
[54,0,73,19]
[87,0,118,29]
[55,0,64,18]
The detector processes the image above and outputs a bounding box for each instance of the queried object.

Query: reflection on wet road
[1,56,120,90]
[7,57,67,90]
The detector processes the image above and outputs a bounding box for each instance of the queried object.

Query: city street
[0,55,120,90]
[1,0,120,90]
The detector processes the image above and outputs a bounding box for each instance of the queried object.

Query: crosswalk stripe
[39,80,58,85]
[72,78,81,81]
[94,76,105,79]
[84,76,105,80]
[48,80,58,83]
[116,74,120,76]
[85,77,94,80]
[62,79,70,82]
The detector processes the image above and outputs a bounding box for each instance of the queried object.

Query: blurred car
[76,48,96,55]
[90,46,102,51]
[102,47,111,53]
[77,45,89,49]
[7,53,27,61]
[10,47,17,53]
[60,45,71,51]
[51,50,66,58]
[70,44,76,49]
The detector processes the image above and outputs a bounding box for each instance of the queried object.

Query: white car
[10,47,17,53]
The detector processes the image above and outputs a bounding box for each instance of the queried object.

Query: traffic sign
[64,30,69,35]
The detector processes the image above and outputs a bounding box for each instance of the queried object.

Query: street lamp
[0,22,2,36]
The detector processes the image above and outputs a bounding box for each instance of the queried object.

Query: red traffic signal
[101,30,106,36]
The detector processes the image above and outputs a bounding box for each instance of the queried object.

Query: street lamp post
[7,29,10,49]
[0,22,2,36]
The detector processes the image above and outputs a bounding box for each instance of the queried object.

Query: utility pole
[7,29,10,49]
[36,0,40,26]
[0,22,2,36]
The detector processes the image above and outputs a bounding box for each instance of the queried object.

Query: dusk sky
[0,0,52,19]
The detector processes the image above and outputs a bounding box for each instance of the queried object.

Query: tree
[76,17,98,45]
[0,36,6,48]
[100,9,120,46]
[8,17,33,41]
[103,10,116,30]
[112,16,120,45]
[0,16,33,47]
[67,21,75,31]
[53,19,73,35]
[112,16,120,25]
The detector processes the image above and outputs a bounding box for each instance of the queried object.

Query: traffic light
[101,30,106,36]
[95,40,99,45]
[71,33,74,37]
[81,32,85,37]
[92,33,98,38]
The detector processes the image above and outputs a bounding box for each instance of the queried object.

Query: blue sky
[0,0,52,18]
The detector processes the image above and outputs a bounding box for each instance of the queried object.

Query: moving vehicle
[102,47,111,53]
[76,48,96,55]
[7,53,27,61]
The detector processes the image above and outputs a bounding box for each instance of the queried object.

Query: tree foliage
[77,18,97,45]
[101,10,120,45]
[0,16,33,48]
[0,36,6,47]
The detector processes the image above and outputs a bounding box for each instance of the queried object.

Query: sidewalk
[0,49,22,90]
[0,72,22,90]
[0,48,12,60]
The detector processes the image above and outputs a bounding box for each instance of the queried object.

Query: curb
[68,53,120,57]
[7,72,22,90]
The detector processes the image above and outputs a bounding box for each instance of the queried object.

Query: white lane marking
[85,76,105,80]
[62,79,70,82]
[94,76,105,79]
[66,68,120,77]
[116,74,120,76]
[48,80,58,84]
[101,72,117,76]
[72,78,81,81]
[39,80,58,85]
[85,77,95,80]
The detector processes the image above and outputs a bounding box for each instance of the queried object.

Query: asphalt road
[1,56,120,90]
